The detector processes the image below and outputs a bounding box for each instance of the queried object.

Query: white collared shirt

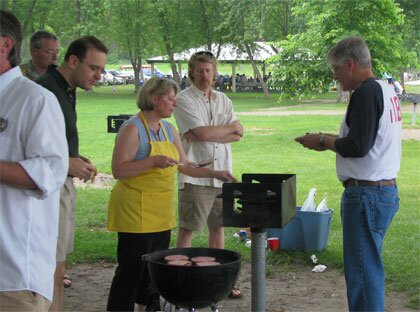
[0,67,69,301]
[174,84,237,188]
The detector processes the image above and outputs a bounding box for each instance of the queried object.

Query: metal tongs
[178,159,213,168]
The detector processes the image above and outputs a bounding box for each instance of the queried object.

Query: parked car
[96,70,110,86]
[102,70,125,85]
[142,67,166,81]
[119,65,165,82]
[109,69,134,84]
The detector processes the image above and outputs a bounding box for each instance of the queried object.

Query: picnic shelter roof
[146,42,277,64]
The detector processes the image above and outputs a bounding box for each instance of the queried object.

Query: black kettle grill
[143,247,241,311]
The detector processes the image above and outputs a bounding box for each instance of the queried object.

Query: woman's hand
[152,155,178,169]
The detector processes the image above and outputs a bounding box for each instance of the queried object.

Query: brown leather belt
[343,179,396,188]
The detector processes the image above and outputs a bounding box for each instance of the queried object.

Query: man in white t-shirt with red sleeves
[295,36,401,311]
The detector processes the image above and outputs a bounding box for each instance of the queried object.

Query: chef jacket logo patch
[0,116,8,132]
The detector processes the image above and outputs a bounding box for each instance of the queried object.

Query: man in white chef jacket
[0,10,69,311]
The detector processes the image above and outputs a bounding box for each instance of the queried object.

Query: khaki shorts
[0,291,50,311]
[56,177,76,262]
[178,184,223,231]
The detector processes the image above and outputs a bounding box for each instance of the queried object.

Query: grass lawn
[70,85,420,308]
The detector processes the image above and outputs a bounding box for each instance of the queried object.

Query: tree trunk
[283,1,289,36]
[133,66,141,93]
[20,0,37,38]
[121,0,143,94]
[196,0,212,51]
[76,0,81,37]
[337,82,350,102]
[158,10,180,84]
[127,35,142,94]
[244,43,270,99]
[133,50,142,94]
[270,44,279,54]
[215,43,222,59]
[400,69,405,87]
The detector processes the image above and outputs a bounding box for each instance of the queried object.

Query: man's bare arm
[0,161,38,189]
[186,120,243,143]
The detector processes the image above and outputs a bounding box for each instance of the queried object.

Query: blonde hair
[188,51,218,84]
[137,77,179,111]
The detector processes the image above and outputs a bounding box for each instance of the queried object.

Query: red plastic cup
[267,237,279,251]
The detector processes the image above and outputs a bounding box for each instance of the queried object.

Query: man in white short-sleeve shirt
[173,51,243,298]
[0,10,68,311]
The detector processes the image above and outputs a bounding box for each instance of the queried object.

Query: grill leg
[251,229,266,312]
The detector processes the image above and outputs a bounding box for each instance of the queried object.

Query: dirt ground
[64,261,413,312]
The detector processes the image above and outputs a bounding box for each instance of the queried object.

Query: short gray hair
[30,30,58,49]
[327,36,371,68]
[0,10,23,67]
[137,77,179,111]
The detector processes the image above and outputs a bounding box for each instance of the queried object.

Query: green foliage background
[269,0,419,98]
[2,0,419,98]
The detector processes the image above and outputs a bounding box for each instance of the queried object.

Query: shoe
[228,285,241,299]
[63,274,72,288]
[159,296,178,312]
[146,293,161,311]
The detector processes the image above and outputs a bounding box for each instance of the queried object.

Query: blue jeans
[341,185,399,311]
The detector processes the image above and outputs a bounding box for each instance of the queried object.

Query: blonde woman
[106,77,235,311]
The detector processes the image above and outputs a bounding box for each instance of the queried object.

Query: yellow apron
[107,113,179,233]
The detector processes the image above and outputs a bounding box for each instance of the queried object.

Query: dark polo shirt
[36,65,79,157]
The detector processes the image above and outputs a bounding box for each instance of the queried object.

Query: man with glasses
[20,30,59,80]
[36,36,108,312]
[173,51,243,298]
[295,36,401,311]
[0,10,68,311]
[22,30,74,291]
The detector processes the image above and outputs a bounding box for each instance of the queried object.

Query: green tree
[108,0,158,92]
[44,0,109,46]
[151,0,220,83]
[153,0,189,84]
[269,0,419,99]
[193,0,227,51]
[1,0,36,38]
[218,0,292,98]
[395,0,420,81]
[2,0,110,62]
[219,1,264,98]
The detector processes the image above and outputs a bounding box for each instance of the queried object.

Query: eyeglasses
[35,47,59,55]
[193,51,214,58]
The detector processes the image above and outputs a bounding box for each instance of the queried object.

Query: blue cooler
[266,207,333,251]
